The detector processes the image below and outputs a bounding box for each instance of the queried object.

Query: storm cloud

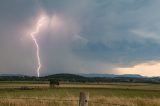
[0,0,160,76]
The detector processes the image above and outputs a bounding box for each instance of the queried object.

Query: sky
[0,0,160,77]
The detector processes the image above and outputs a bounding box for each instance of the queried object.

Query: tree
[49,79,59,88]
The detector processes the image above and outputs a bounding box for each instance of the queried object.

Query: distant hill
[0,73,144,78]
[44,73,88,82]
[45,73,85,79]
[0,74,25,77]
[0,73,160,84]
[0,74,37,81]
[80,74,143,78]
[118,74,143,78]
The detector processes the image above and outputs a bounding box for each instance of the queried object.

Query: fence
[0,92,132,106]
[78,92,131,106]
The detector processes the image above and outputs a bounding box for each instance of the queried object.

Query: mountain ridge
[0,73,145,78]
[79,73,144,78]
[0,73,160,83]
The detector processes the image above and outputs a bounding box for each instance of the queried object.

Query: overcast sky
[0,0,160,76]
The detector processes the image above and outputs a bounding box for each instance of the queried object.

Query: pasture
[0,81,160,106]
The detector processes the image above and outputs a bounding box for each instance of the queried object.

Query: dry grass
[0,82,160,106]
[0,96,160,106]
[90,96,160,106]
[0,97,79,106]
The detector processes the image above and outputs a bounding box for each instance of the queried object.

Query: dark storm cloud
[0,0,160,76]
[72,0,160,66]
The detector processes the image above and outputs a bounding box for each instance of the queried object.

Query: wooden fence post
[79,92,89,106]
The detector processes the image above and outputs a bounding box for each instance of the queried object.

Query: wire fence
[89,101,131,106]
[0,97,132,106]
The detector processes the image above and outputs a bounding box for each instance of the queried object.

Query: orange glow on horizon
[115,61,160,77]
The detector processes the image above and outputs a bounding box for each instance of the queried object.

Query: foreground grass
[0,88,160,98]
[0,82,160,106]
[0,96,160,106]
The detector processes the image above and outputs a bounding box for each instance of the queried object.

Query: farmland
[0,81,160,106]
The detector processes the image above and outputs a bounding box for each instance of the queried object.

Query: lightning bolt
[30,17,45,77]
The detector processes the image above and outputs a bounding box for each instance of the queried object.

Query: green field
[0,82,160,106]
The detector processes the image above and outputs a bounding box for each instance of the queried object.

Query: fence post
[79,92,89,106]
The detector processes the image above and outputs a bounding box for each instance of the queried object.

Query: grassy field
[0,81,160,106]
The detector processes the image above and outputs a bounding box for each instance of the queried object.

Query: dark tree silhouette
[49,80,59,88]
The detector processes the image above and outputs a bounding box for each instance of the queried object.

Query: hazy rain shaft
[29,14,72,77]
